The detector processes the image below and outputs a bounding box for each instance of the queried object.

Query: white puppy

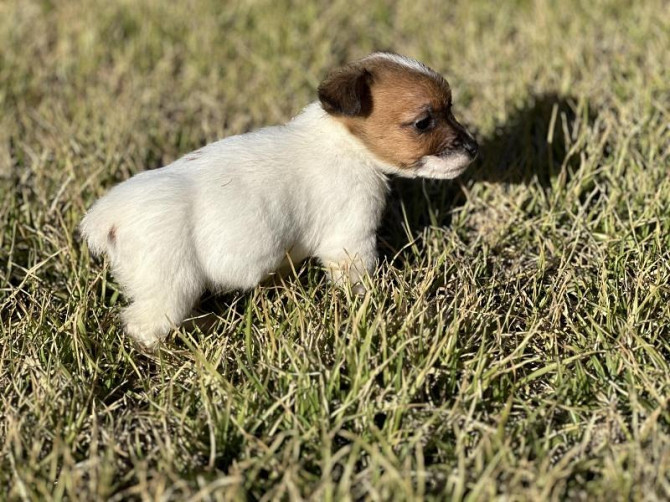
[81,53,478,348]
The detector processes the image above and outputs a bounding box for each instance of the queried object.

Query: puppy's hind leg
[122,278,203,350]
[116,256,205,350]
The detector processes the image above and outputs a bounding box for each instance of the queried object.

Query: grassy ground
[1,0,669,499]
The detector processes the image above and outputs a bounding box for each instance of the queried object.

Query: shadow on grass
[84,93,585,352]
[176,93,585,344]
[378,92,582,260]
[76,93,589,492]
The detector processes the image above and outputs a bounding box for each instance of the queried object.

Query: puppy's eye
[413,116,434,132]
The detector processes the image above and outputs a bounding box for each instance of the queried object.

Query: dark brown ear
[318,63,373,117]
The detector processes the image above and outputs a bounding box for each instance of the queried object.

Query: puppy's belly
[273,242,310,275]
[194,222,303,291]
[191,176,310,291]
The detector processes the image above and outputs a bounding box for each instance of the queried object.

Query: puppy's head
[318,52,478,179]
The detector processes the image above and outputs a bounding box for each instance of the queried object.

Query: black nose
[463,137,479,158]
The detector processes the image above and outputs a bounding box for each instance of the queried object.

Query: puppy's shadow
[379,93,584,260]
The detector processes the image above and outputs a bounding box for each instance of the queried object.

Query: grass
[1,0,669,499]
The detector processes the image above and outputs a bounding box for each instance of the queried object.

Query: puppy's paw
[122,305,170,351]
[352,282,367,297]
[124,322,163,351]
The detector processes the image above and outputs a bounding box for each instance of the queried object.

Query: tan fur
[327,56,466,169]
[107,225,117,244]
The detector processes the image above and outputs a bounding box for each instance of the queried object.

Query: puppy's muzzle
[462,137,479,158]
[451,134,478,159]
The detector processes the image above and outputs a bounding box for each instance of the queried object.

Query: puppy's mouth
[408,149,476,180]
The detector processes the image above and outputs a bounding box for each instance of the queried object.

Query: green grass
[1,0,669,499]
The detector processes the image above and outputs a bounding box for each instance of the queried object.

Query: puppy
[81,52,478,349]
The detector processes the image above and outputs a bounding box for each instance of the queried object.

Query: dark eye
[413,116,434,132]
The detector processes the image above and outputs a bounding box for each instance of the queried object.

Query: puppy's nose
[463,138,479,158]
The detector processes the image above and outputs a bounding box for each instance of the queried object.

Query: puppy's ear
[318,64,373,117]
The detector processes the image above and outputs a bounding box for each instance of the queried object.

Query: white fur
[81,103,392,348]
[374,153,472,180]
[412,153,472,179]
[363,52,439,79]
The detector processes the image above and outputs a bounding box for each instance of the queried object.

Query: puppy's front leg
[318,237,377,295]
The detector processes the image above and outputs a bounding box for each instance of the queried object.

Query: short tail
[80,200,117,257]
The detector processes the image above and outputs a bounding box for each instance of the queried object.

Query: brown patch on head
[318,53,477,169]
[318,64,373,117]
[107,225,117,245]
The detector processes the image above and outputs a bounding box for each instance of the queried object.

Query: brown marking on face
[107,225,117,245]
[318,54,476,169]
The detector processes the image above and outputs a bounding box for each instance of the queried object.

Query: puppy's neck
[290,102,399,178]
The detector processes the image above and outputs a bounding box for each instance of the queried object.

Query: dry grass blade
[1,0,669,499]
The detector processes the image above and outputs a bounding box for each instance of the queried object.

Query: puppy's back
[80,167,188,259]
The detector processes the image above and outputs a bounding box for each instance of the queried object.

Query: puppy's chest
[305,173,388,232]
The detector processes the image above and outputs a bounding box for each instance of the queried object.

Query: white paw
[124,322,164,351]
[122,306,171,351]
[352,282,367,296]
